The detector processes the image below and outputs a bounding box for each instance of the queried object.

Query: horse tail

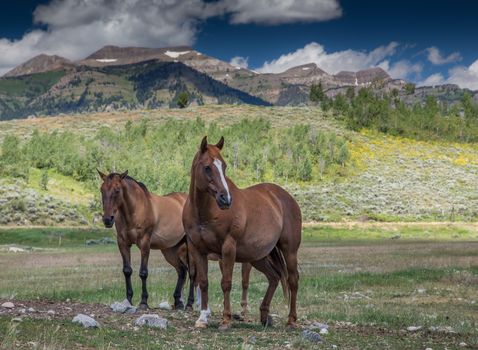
[183,234,196,287]
[268,246,290,301]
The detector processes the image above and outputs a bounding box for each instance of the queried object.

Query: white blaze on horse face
[213,158,231,202]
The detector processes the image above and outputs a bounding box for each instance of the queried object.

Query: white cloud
[419,59,478,90]
[446,60,478,90]
[257,42,399,74]
[229,56,249,68]
[218,0,342,25]
[0,0,343,75]
[426,47,462,65]
[379,59,423,80]
[418,73,445,86]
[0,0,213,75]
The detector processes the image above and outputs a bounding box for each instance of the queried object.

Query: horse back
[148,192,188,249]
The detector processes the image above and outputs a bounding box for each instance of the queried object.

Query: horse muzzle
[216,193,232,210]
[103,216,115,228]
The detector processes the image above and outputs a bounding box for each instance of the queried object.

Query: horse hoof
[174,302,185,310]
[195,320,208,329]
[287,322,298,330]
[218,322,232,331]
[261,315,273,327]
[138,303,149,310]
[185,305,194,312]
[232,313,244,321]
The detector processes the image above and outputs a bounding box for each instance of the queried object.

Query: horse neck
[118,180,150,227]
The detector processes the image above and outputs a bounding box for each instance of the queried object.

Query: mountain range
[1,45,477,120]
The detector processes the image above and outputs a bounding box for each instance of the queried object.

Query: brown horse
[98,170,194,309]
[183,136,302,330]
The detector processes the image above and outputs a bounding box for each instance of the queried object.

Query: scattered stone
[425,348,433,350]
[19,308,26,314]
[8,246,27,253]
[459,342,467,347]
[27,307,35,313]
[390,234,401,239]
[72,314,100,328]
[319,328,329,335]
[302,330,323,343]
[417,288,426,294]
[407,326,422,332]
[332,345,338,349]
[158,301,172,310]
[1,302,14,309]
[310,322,328,331]
[110,299,137,314]
[47,309,55,315]
[134,314,168,329]
[247,336,257,344]
[12,317,22,322]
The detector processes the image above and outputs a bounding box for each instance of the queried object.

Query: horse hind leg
[233,262,252,321]
[173,264,187,310]
[241,263,252,319]
[251,258,280,327]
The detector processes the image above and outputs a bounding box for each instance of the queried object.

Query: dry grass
[0,225,477,349]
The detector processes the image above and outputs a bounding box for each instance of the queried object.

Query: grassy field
[0,225,477,349]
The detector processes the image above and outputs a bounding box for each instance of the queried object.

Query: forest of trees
[0,118,349,195]
[310,84,478,143]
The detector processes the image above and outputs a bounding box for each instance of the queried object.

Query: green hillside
[0,105,477,225]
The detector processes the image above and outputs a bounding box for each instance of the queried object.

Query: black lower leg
[123,265,133,304]
[139,268,148,307]
[186,276,195,308]
[174,265,187,309]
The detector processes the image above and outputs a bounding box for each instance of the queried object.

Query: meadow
[0,224,477,349]
[0,105,477,225]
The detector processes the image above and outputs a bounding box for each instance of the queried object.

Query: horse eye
[204,166,212,175]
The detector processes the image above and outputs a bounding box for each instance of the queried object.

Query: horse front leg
[118,239,133,304]
[240,263,252,320]
[138,235,151,310]
[218,236,236,331]
[189,237,210,328]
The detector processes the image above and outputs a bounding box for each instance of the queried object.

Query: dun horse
[98,170,194,309]
[183,137,302,330]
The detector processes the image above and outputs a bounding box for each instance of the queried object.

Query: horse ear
[200,136,208,153]
[120,170,128,179]
[216,136,224,150]
[97,169,106,181]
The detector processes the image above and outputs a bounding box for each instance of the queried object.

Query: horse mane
[108,173,149,195]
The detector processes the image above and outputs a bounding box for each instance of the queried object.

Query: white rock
[27,307,35,313]
[47,310,55,315]
[72,314,100,328]
[417,288,426,294]
[158,301,172,310]
[134,314,168,329]
[110,299,137,314]
[12,317,22,322]
[319,328,329,335]
[407,326,422,332]
[1,302,14,309]
[310,322,329,330]
[459,342,467,347]
[8,246,26,253]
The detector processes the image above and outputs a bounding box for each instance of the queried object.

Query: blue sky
[1,0,477,89]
